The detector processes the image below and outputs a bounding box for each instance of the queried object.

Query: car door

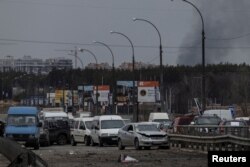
[126,125,135,146]
[78,121,86,142]
[90,120,99,143]
[74,121,80,142]
[119,125,129,146]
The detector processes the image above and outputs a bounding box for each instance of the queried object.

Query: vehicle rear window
[101,120,124,129]
[197,117,221,125]
[225,121,246,126]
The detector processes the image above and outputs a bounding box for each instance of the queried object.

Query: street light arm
[110,31,134,58]
[182,0,204,30]
[133,18,162,45]
[79,48,98,64]
[93,41,114,66]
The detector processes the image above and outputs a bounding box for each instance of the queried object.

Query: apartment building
[0,55,72,74]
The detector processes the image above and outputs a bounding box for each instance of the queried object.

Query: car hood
[5,126,38,134]
[137,131,167,137]
[100,128,119,134]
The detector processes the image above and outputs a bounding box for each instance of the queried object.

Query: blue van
[5,106,41,149]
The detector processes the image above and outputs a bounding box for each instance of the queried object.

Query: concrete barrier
[0,137,48,167]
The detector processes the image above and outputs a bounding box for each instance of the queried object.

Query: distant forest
[1,63,250,116]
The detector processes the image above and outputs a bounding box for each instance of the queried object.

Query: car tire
[90,137,95,146]
[134,138,141,150]
[118,138,125,150]
[85,136,90,146]
[34,140,40,150]
[57,134,67,145]
[98,137,103,147]
[71,136,77,146]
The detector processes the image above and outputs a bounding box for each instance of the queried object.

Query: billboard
[137,81,159,103]
[93,85,110,102]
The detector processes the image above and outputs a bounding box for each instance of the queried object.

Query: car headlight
[101,133,108,137]
[140,135,149,140]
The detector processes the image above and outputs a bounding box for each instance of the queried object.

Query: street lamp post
[182,0,206,114]
[133,18,165,113]
[110,31,137,122]
[79,48,99,116]
[93,41,116,114]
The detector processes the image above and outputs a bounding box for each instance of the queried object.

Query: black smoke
[177,0,250,65]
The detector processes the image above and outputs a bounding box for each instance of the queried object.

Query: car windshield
[197,117,221,125]
[85,121,92,129]
[136,124,160,132]
[101,120,124,129]
[7,115,36,126]
[153,119,170,123]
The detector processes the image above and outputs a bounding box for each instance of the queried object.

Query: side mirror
[95,126,99,130]
[38,122,43,127]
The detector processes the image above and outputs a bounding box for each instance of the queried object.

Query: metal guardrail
[0,137,48,167]
[168,125,250,151]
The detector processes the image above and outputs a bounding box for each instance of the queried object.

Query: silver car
[117,122,169,150]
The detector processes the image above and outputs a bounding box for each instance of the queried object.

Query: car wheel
[134,138,141,150]
[90,137,95,146]
[85,136,90,146]
[98,137,103,147]
[118,138,125,150]
[71,136,77,146]
[34,140,40,150]
[57,134,67,145]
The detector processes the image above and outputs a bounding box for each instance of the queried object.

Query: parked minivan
[90,115,125,146]
[5,106,41,149]
[148,112,169,122]
[71,117,93,146]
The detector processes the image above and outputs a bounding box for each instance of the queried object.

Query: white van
[90,115,125,146]
[203,109,234,120]
[148,112,169,122]
[71,117,93,146]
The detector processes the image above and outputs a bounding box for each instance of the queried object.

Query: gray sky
[1,0,250,68]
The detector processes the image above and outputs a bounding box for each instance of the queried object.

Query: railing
[168,125,250,151]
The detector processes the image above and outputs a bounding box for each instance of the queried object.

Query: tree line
[1,63,250,116]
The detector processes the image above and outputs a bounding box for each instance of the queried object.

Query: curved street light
[93,41,116,114]
[182,0,206,114]
[133,18,165,113]
[79,48,99,115]
[110,31,137,122]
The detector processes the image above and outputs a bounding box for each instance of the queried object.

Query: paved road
[0,144,207,167]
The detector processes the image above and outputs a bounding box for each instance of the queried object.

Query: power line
[1,38,250,50]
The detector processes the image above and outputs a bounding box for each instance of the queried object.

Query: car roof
[128,122,159,126]
[74,117,93,122]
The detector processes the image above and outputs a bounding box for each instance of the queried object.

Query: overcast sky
[1,0,250,68]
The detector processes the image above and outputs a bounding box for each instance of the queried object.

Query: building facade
[0,55,72,74]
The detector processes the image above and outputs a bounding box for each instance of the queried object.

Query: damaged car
[117,122,169,150]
